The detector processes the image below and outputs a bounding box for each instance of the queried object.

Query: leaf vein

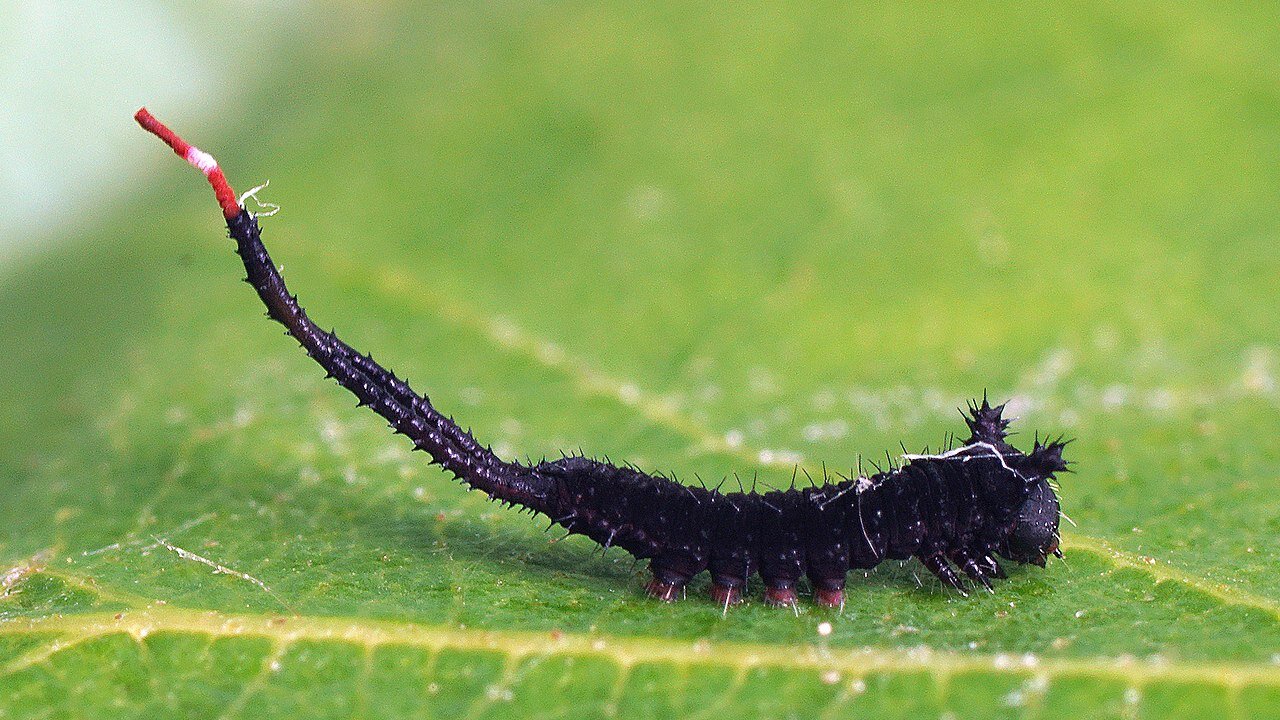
[4,607,1276,689]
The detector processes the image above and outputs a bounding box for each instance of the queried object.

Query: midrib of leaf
[314,251,1280,620]
[3,603,1278,690]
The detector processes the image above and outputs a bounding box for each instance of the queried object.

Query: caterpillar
[136,109,1068,609]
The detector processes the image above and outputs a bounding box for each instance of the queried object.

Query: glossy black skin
[224,209,1067,606]
[534,403,1067,600]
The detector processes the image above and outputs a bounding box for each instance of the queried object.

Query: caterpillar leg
[645,574,685,602]
[760,494,805,608]
[979,553,1008,579]
[645,578,683,602]
[707,541,752,610]
[920,553,969,596]
[949,548,995,593]
[811,578,845,609]
[762,581,799,608]
[709,576,744,607]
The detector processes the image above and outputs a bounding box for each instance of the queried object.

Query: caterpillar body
[137,109,1068,609]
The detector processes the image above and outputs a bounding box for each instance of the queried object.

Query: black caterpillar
[138,110,1068,609]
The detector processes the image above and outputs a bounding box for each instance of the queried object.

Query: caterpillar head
[964,397,1068,567]
[1001,438,1068,566]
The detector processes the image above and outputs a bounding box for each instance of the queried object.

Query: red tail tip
[135,107,241,219]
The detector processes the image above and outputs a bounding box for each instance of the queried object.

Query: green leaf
[4,3,1280,718]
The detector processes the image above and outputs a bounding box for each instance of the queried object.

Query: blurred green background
[3,2,1280,718]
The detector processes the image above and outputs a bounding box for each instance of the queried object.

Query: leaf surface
[4,3,1280,718]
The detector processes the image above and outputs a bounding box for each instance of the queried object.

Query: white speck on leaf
[618,384,640,405]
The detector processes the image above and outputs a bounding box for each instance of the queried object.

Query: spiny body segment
[137,109,1069,609]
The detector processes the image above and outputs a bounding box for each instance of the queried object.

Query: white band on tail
[185,147,218,175]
